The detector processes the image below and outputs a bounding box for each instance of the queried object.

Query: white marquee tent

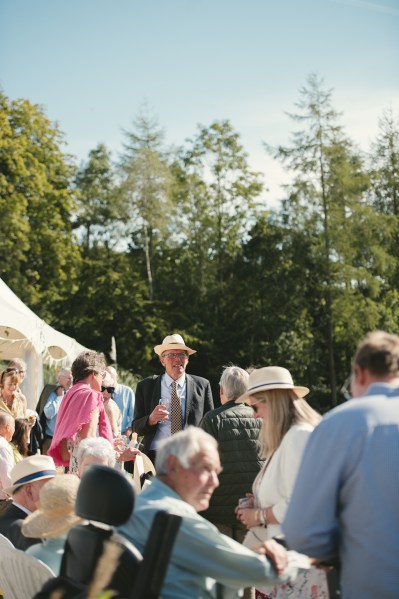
[0,277,89,408]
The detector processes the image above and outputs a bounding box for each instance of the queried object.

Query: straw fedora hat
[22,474,82,538]
[154,334,196,356]
[236,366,309,404]
[3,454,57,495]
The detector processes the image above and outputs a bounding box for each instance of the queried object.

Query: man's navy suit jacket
[132,373,214,456]
[0,502,41,549]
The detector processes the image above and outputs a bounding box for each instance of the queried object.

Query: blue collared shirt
[112,383,135,434]
[118,478,292,598]
[283,388,399,599]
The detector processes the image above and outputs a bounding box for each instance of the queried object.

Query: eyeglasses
[163,353,188,360]
[92,370,106,379]
[341,376,352,401]
[5,368,20,374]
[101,386,115,394]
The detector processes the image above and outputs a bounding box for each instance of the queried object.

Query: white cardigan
[244,422,314,545]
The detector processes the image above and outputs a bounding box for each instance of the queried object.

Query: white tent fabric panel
[0,277,89,407]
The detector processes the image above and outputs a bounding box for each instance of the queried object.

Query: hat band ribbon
[249,381,294,392]
[13,469,57,486]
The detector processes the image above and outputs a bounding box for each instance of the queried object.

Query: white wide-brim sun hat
[22,474,82,539]
[236,366,309,404]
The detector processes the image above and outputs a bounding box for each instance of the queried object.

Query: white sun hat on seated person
[154,334,196,356]
[3,454,57,495]
[235,366,309,404]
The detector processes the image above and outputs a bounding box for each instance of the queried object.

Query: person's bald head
[0,412,15,442]
[106,365,118,383]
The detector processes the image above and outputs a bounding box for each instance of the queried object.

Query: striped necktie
[170,380,183,434]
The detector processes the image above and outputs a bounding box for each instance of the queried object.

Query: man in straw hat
[133,334,213,462]
[283,330,399,599]
[0,454,56,549]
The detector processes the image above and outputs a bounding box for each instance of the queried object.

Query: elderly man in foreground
[283,330,399,599]
[0,454,57,549]
[119,427,299,599]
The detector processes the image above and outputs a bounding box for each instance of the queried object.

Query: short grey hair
[77,437,116,469]
[57,367,71,379]
[155,427,218,475]
[106,366,118,383]
[219,365,249,401]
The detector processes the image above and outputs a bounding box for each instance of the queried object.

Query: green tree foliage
[181,120,263,281]
[0,91,79,316]
[74,143,127,251]
[119,104,175,300]
[2,85,399,407]
[369,108,399,217]
[266,74,378,404]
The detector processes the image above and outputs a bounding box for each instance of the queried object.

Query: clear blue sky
[1,0,398,204]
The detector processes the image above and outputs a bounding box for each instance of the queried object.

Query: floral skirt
[256,567,329,599]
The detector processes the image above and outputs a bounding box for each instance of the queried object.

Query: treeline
[1,74,398,411]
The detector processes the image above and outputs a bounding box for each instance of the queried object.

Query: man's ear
[167,455,180,475]
[356,365,367,387]
[23,483,32,499]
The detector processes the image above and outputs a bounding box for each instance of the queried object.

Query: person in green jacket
[200,365,263,542]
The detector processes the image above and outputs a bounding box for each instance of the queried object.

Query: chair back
[0,545,55,599]
[130,511,182,599]
[61,465,141,597]
[0,533,14,549]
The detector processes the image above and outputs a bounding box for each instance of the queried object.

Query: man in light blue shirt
[283,330,399,599]
[119,427,301,599]
[106,366,135,436]
[42,368,72,454]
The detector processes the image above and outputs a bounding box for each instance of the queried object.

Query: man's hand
[255,539,288,576]
[148,403,169,426]
[116,447,141,463]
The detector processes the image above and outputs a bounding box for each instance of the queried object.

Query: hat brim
[22,511,82,539]
[132,453,156,494]
[236,383,309,404]
[154,343,196,356]
[3,472,56,496]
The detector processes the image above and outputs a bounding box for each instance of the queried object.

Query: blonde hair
[254,389,321,458]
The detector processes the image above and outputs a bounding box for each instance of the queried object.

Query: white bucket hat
[3,454,57,495]
[236,366,309,404]
[154,334,196,356]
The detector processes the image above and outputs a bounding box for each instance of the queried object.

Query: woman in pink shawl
[48,351,113,474]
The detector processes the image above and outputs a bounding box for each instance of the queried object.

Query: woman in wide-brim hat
[22,474,82,574]
[235,366,328,599]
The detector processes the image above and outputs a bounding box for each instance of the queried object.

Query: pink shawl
[48,381,113,466]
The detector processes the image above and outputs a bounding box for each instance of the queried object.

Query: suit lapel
[151,375,162,410]
[185,374,193,424]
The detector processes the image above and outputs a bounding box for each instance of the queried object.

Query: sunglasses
[101,386,115,394]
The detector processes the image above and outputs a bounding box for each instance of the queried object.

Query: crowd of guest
[0,329,397,599]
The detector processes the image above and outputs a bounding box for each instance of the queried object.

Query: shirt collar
[12,501,31,516]
[364,382,399,397]
[164,372,186,389]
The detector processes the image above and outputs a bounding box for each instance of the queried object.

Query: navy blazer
[133,373,214,455]
[0,502,42,549]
